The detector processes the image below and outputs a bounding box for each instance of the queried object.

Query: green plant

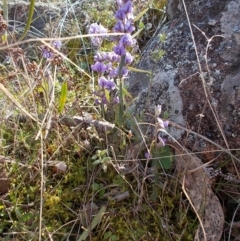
[92,149,112,172]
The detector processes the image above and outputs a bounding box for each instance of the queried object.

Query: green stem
[100,101,105,119]
[117,54,126,127]
[119,78,124,126]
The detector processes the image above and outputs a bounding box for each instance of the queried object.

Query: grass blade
[58,81,68,113]
[19,0,35,41]
[78,206,107,241]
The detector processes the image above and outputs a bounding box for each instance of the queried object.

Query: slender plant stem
[2,0,8,43]
[117,54,126,127]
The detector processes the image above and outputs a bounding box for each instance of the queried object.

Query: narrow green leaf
[158,146,173,169]
[104,89,110,102]
[134,7,149,22]
[19,0,35,41]
[58,81,68,113]
[128,66,152,75]
[78,206,107,241]
[138,20,145,29]
[122,86,132,98]
[132,28,143,38]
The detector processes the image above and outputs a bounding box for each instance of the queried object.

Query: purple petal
[105,79,116,90]
[90,37,102,46]
[52,40,61,50]
[113,44,126,56]
[95,99,101,105]
[42,49,53,59]
[125,52,134,64]
[98,76,108,88]
[116,0,124,7]
[163,121,169,128]
[102,96,108,104]
[122,1,133,15]
[91,62,108,73]
[119,66,128,76]
[113,21,125,32]
[98,24,108,34]
[125,19,135,33]
[88,23,108,46]
[120,34,135,47]
[115,9,126,21]
[94,52,104,62]
[106,62,113,72]
[88,23,107,34]
[106,52,121,62]
[109,68,118,78]
[145,152,152,159]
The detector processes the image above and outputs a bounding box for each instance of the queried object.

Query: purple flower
[52,40,61,50]
[115,9,126,21]
[106,52,121,62]
[163,120,169,128]
[94,52,104,62]
[98,76,108,88]
[91,37,102,46]
[125,52,134,64]
[88,23,108,46]
[89,1,135,109]
[109,68,118,78]
[118,66,128,76]
[113,44,126,56]
[102,96,108,104]
[42,48,53,59]
[106,62,113,72]
[145,152,152,159]
[122,1,133,15]
[110,67,128,77]
[105,79,116,90]
[120,34,135,47]
[89,23,108,35]
[125,19,135,33]
[95,99,101,105]
[113,21,125,32]
[116,0,124,7]
[117,0,130,6]
[91,62,108,73]
[98,77,115,90]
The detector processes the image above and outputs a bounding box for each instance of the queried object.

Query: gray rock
[127,0,240,149]
[0,0,91,38]
[1,1,62,37]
